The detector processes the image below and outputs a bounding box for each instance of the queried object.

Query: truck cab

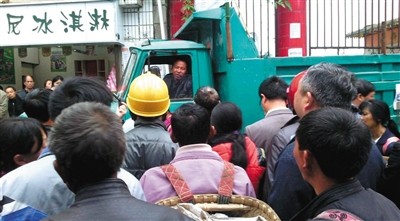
[116,39,214,113]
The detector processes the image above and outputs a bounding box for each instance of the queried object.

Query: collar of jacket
[134,117,167,130]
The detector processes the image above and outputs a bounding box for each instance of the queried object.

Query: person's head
[149,66,161,78]
[126,73,170,119]
[294,63,356,118]
[211,102,242,134]
[294,107,371,189]
[359,99,400,137]
[49,102,125,193]
[209,102,247,168]
[5,86,17,100]
[52,75,64,89]
[172,60,188,80]
[44,79,52,89]
[353,79,375,107]
[171,103,210,146]
[194,86,220,114]
[259,76,289,112]
[0,117,47,175]
[24,75,35,91]
[49,77,114,121]
[23,88,52,124]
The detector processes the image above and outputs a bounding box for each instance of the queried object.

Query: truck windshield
[116,51,137,100]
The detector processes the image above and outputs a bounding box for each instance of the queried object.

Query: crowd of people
[1,61,400,220]
[0,74,64,120]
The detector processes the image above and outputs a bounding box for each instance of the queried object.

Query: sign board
[0,1,121,47]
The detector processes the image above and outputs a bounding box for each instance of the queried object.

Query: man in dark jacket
[17,74,35,101]
[5,86,24,117]
[291,107,400,220]
[44,102,190,221]
[122,73,177,179]
[163,59,192,99]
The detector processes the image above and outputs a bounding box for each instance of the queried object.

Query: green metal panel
[175,6,259,74]
[212,54,400,127]
[262,54,400,125]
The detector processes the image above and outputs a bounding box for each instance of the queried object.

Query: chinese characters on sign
[0,2,118,46]
[7,9,109,35]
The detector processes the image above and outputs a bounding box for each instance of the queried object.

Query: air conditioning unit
[119,0,143,8]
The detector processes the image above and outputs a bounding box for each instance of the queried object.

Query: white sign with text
[0,1,120,47]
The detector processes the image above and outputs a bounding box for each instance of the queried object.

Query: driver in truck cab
[163,59,192,99]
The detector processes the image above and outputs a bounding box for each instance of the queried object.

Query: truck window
[117,52,137,99]
[143,56,193,100]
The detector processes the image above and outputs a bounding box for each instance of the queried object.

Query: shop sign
[0,1,120,47]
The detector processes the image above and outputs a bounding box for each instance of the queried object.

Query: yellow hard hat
[126,72,170,117]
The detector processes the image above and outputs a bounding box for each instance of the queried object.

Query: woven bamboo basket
[156,194,281,221]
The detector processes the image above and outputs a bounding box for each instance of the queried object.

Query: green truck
[116,4,400,127]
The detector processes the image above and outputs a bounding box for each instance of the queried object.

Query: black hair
[23,88,52,123]
[354,79,375,97]
[48,77,113,120]
[52,75,64,86]
[0,118,45,174]
[258,76,288,100]
[296,107,372,180]
[43,79,52,88]
[5,86,16,92]
[171,103,210,146]
[359,99,400,138]
[209,102,247,169]
[50,102,125,192]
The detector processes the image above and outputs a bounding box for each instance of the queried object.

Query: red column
[169,0,186,38]
[276,0,307,57]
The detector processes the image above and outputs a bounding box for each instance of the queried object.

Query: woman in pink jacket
[209,102,265,196]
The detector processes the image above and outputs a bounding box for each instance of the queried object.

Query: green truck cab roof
[130,39,208,51]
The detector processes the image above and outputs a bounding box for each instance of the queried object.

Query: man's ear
[53,160,67,184]
[356,93,364,102]
[13,154,27,167]
[261,94,269,105]
[303,150,313,169]
[304,91,316,111]
[209,125,217,139]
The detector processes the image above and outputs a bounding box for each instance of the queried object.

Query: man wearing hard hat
[122,73,177,180]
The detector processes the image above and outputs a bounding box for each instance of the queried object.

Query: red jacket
[212,136,265,194]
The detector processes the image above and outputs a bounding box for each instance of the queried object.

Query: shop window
[74,60,106,80]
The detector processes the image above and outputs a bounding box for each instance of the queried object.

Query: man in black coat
[5,86,24,117]
[44,102,190,221]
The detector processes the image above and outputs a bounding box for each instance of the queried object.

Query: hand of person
[116,102,127,119]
